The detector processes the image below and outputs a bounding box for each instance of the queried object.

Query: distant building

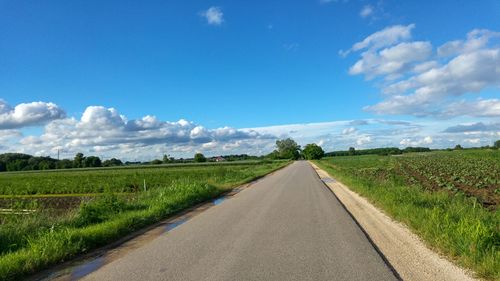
[215,156,226,162]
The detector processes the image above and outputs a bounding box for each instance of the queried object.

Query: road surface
[83,161,398,281]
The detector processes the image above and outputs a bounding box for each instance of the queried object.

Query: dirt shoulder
[310,161,479,281]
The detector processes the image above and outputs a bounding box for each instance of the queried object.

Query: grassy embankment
[315,150,499,280]
[0,160,289,280]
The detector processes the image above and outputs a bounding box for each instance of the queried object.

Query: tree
[102,158,123,167]
[194,153,207,162]
[302,144,325,160]
[57,159,74,169]
[163,154,174,164]
[494,140,500,149]
[74,153,85,168]
[454,144,463,150]
[83,156,102,167]
[276,138,301,160]
[348,147,356,156]
[150,159,163,165]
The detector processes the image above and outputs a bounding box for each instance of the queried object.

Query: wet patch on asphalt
[69,256,106,280]
[213,197,227,205]
[164,218,188,233]
[321,177,336,183]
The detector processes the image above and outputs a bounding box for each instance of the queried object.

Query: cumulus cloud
[344,25,500,118]
[400,136,433,146]
[0,100,65,129]
[437,29,500,57]
[349,41,432,79]
[356,135,372,146]
[340,24,415,56]
[17,105,274,160]
[200,6,224,25]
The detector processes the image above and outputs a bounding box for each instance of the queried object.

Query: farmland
[315,149,499,280]
[0,160,289,280]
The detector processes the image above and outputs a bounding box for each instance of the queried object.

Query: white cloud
[200,6,224,25]
[437,29,500,57]
[360,5,374,18]
[14,105,274,160]
[399,136,433,146]
[0,129,22,142]
[0,100,65,129]
[342,127,357,135]
[464,138,481,144]
[344,25,500,118]
[349,41,432,79]
[441,99,500,118]
[356,135,372,146]
[340,24,415,56]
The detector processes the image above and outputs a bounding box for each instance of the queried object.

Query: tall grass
[0,161,289,280]
[315,155,499,280]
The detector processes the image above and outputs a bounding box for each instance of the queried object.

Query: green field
[315,149,499,280]
[0,161,279,195]
[0,160,289,280]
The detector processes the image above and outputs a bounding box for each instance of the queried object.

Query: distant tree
[494,140,500,149]
[150,159,163,165]
[163,154,174,164]
[102,158,123,167]
[57,159,74,169]
[454,144,463,150]
[194,153,207,162]
[83,156,102,167]
[74,153,85,168]
[348,147,356,156]
[302,144,325,160]
[276,138,301,160]
[403,147,431,153]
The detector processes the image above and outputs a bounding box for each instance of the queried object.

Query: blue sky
[0,0,499,160]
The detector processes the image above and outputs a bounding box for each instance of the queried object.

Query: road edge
[309,161,479,281]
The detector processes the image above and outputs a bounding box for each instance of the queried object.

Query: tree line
[0,139,498,172]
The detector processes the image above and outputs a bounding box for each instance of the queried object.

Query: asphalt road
[83,161,398,281]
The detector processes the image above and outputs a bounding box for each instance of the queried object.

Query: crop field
[315,149,499,280]
[0,160,289,280]
[0,161,279,195]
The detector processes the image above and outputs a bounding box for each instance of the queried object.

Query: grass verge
[314,158,499,280]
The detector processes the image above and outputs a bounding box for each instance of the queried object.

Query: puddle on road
[321,177,336,183]
[163,219,188,233]
[69,256,106,281]
[213,197,227,205]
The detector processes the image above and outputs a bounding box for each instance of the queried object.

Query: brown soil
[396,163,498,210]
